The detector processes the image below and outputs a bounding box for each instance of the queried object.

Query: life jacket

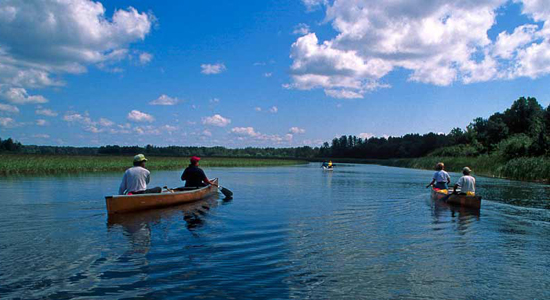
[433,188,448,194]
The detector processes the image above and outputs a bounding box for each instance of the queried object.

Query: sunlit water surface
[1,163,550,299]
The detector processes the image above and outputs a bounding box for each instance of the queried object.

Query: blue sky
[1,0,550,147]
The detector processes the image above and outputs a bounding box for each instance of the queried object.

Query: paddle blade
[219,186,233,198]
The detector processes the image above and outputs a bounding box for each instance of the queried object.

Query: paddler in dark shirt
[181,156,212,187]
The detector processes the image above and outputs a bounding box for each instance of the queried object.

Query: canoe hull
[431,189,482,209]
[322,166,333,171]
[106,178,218,214]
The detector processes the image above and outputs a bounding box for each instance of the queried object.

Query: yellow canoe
[431,188,482,209]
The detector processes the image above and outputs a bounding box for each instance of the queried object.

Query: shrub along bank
[380,156,550,183]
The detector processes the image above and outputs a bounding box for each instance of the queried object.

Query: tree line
[2,97,549,160]
[319,97,550,159]
[97,144,319,158]
[0,140,320,158]
[0,138,22,152]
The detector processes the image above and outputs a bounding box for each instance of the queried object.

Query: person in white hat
[454,167,476,196]
[118,154,161,195]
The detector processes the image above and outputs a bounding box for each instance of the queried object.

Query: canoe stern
[431,188,482,209]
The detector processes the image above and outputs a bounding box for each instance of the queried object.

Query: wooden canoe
[106,178,218,214]
[431,188,482,209]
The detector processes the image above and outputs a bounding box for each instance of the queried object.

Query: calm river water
[1,163,550,299]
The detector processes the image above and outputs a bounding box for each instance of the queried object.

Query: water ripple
[2,164,550,299]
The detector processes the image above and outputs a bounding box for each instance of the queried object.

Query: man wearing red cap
[181,156,212,187]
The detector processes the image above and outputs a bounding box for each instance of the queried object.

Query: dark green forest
[2,97,550,161]
[323,96,550,160]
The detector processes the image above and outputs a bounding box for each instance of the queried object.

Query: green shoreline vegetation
[0,155,308,176]
[380,156,550,183]
[309,156,550,183]
[1,97,549,182]
[314,96,550,183]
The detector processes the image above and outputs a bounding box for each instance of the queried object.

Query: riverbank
[378,156,550,183]
[310,156,550,183]
[0,154,308,175]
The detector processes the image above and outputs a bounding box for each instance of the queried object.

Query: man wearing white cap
[118,154,161,195]
[454,167,476,196]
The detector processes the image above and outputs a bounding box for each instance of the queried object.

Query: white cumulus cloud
[201,63,226,75]
[36,119,49,126]
[99,118,114,127]
[202,114,231,127]
[162,125,177,132]
[138,52,153,65]
[35,108,57,117]
[0,103,19,113]
[1,88,47,104]
[0,117,15,127]
[127,110,155,123]
[493,25,539,59]
[324,89,364,99]
[293,23,310,35]
[149,94,179,105]
[358,132,375,140]
[133,125,160,136]
[289,127,306,134]
[0,0,154,92]
[231,126,294,145]
[288,0,550,98]
[302,0,326,11]
[231,127,258,137]
[63,113,93,125]
[63,113,96,126]
[202,129,212,137]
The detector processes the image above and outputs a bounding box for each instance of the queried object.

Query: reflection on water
[1,164,550,299]
[107,195,221,254]
[430,198,480,235]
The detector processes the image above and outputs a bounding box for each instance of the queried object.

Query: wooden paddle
[212,183,233,198]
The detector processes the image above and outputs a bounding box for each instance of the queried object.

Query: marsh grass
[497,157,550,182]
[0,154,307,176]
[380,155,550,183]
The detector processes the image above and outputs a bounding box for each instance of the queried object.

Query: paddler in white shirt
[454,167,476,196]
[118,154,161,195]
[426,162,451,190]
